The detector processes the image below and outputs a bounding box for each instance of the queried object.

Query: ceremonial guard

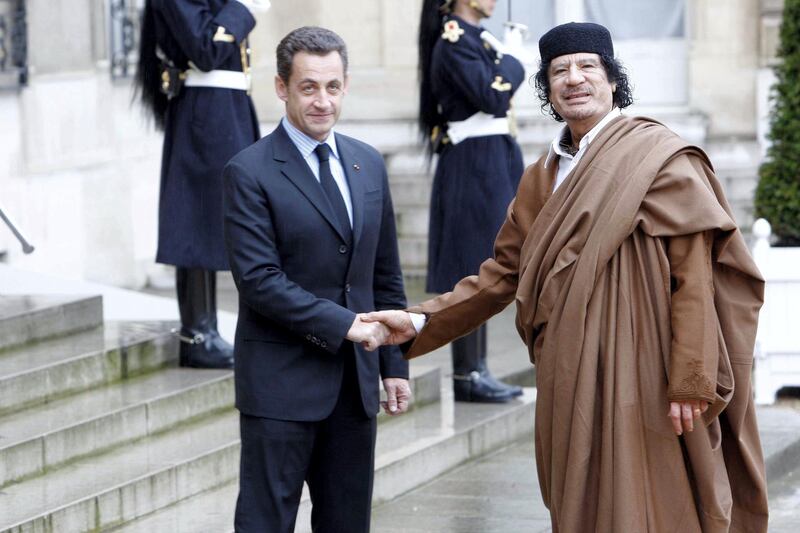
[418,0,527,402]
[135,0,268,368]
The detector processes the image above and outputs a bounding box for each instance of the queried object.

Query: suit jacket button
[339,245,348,254]
[306,334,312,341]
[345,283,351,293]
[321,341,327,348]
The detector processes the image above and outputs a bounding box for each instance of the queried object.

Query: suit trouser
[234,350,377,533]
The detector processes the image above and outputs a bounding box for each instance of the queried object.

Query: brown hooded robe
[407,116,768,532]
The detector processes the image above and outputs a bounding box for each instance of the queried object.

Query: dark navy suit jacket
[223,123,409,421]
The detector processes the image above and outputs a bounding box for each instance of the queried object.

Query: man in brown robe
[366,22,769,533]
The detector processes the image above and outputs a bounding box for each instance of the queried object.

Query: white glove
[501,24,536,66]
[503,24,526,50]
[235,0,271,14]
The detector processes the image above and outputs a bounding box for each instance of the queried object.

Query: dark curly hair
[533,53,634,122]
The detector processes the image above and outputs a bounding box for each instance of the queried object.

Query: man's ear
[343,74,350,96]
[275,75,289,102]
[611,81,617,93]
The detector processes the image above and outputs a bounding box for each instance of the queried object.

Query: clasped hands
[345,310,417,352]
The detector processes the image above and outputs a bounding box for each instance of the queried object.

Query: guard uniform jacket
[426,15,526,293]
[151,0,260,270]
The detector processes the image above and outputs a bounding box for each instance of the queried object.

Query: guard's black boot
[451,325,521,403]
[175,267,234,369]
[476,325,523,398]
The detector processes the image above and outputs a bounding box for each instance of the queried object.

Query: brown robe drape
[407,116,768,532]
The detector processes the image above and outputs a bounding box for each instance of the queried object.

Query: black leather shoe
[178,328,234,369]
[453,371,517,403]
[482,373,523,397]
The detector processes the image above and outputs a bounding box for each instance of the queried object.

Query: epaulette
[441,20,465,43]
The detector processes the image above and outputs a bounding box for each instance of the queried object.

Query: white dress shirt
[545,107,622,191]
[281,116,353,227]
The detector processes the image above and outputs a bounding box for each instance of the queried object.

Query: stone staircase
[0,295,536,532]
[380,117,556,280]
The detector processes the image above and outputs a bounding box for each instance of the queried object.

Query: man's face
[275,51,347,142]
[547,52,616,128]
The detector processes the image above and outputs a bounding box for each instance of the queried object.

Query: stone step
[107,481,239,533]
[397,363,442,414]
[385,150,431,177]
[0,410,240,533]
[398,236,428,275]
[754,405,800,489]
[0,321,178,416]
[388,175,433,208]
[372,388,536,505]
[0,359,439,490]
[95,389,536,533]
[395,206,430,237]
[0,295,102,351]
[0,367,232,488]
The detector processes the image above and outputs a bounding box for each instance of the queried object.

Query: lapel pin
[353,164,361,172]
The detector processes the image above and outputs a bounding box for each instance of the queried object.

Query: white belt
[447,112,510,145]
[184,69,250,91]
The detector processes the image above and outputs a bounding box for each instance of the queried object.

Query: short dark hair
[533,53,634,122]
[276,26,348,82]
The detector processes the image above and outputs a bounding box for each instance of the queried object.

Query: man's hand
[361,310,417,345]
[346,314,389,351]
[668,400,709,435]
[381,378,412,416]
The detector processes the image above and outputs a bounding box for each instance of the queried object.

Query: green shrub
[755,0,800,245]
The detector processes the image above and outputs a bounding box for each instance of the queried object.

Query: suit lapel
[336,135,366,248]
[272,124,348,242]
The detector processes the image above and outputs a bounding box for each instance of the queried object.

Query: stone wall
[689,0,761,139]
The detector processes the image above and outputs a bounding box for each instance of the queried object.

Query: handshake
[345,311,419,351]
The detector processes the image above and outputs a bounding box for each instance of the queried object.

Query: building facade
[0,0,783,286]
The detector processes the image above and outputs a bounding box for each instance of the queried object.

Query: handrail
[0,203,34,254]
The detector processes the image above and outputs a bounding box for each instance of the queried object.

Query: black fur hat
[538,22,614,63]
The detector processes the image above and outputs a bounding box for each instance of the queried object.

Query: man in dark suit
[222,26,411,533]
